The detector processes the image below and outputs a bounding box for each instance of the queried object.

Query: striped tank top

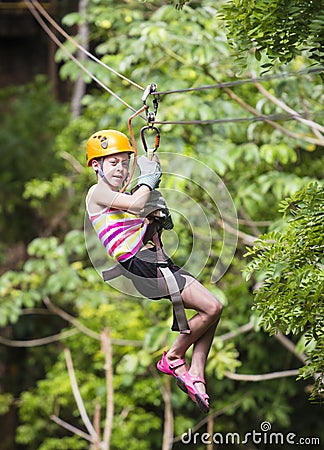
[87,206,148,262]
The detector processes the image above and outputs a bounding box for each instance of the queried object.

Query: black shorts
[120,247,193,300]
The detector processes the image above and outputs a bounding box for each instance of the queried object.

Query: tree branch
[0,329,78,347]
[224,369,300,382]
[218,321,254,342]
[21,308,54,315]
[274,331,307,364]
[44,296,100,341]
[217,218,257,245]
[239,208,261,239]
[254,81,324,139]
[223,83,324,146]
[64,348,100,444]
[110,338,143,347]
[50,414,94,443]
[207,414,214,450]
[93,401,101,444]
[221,213,272,227]
[59,151,84,173]
[43,296,143,346]
[150,366,174,450]
[204,67,324,146]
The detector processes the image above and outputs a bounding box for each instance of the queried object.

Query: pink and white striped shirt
[87,206,148,262]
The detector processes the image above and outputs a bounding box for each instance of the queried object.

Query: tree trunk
[162,377,174,450]
[101,327,114,450]
[71,0,89,118]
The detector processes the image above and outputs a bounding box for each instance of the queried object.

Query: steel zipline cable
[26,0,144,92]
[154,110,324,126]
[154,66,324,96]
[28,0,324,98]
[24,0,142,113]
[25,0,324,129]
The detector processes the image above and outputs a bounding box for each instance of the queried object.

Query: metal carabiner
[140,125,160,160]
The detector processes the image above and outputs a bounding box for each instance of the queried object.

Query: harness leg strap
[158,266,190,334]
[102,264,124,281]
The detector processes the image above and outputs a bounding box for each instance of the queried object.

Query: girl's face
[100,153,130,190]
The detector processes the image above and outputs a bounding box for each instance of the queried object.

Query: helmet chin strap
[97,158,111,186]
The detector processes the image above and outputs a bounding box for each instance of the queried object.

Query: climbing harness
[102,85,190,334]
[151,228,190,334]
[102,222,190,334]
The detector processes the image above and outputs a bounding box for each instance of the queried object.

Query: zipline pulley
[142,82,160,126]
[140,83,161,160]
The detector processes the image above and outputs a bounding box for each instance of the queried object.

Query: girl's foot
[157,351,187,381]
[157,352,209,412]
[178,371,210,413]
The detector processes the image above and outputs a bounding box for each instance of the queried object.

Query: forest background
[0,1,323,449]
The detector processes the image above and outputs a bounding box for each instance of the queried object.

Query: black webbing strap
[158,265,190,334]
[152,232,190,334]
[102,264,124,281]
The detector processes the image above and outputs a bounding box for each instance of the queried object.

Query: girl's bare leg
[164,276,223,397]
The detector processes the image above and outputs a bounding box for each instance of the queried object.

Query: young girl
[85,129,223,413]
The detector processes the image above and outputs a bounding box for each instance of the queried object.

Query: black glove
[161,207,174,230]
[139,190,174,230]
[139,190,167,217]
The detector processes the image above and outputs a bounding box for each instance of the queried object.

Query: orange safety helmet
[86,130,134,166]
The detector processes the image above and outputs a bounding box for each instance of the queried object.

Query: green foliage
[17,372,88,449]
[23,175,71,208]
[0,230,89,326]
[245,182,324,398]
[0,76,69,243]
[168,0,190,10]
[1,232,163,449]
[37,0,324,231]
[208,339,241,378]
[0,393,13,415]
[221,0,324,68]
[1,1,324,448]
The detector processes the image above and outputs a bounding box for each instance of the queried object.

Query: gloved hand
[136,154,162,190]
[161,207,174,230]
[139,190,167,217]
[139,190,174,230]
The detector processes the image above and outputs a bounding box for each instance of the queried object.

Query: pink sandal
[157,351,187,385]
[179,371,210,413]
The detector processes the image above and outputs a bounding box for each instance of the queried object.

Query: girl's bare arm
[89,183,151,213]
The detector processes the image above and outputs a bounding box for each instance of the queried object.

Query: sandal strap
[182,372,210,412]
[168,358,186,370]
[191,375,206,385]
